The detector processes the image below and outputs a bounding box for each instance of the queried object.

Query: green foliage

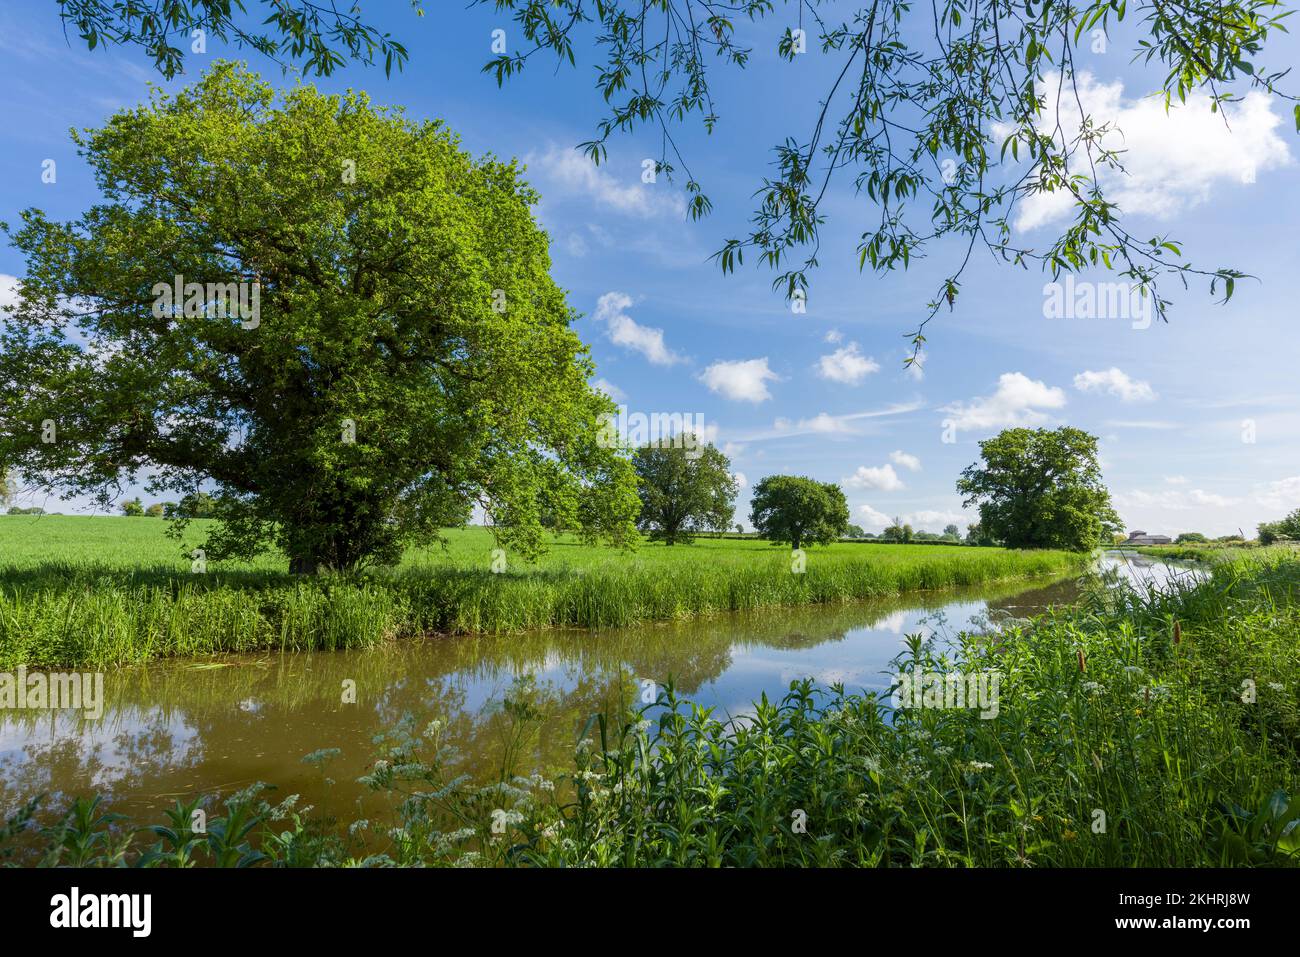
[0,518,1083,668]
[121,497,144,517]
[958,427,1121,551]
[1176,532,1209,544]
[632,436,737,544]
[473,0,1287,348]
[56,0,417,80]
[0,62,638,573]
[11,552,1300,867]
[145,502,165,518]
[1259,508,1300,546]
[749,475,850,550]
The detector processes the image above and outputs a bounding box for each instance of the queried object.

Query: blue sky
[1,1,1298,537]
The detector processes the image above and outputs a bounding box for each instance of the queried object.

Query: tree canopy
[0,62,639,572]
[632,436,738,544]
[957,426,1121,551]
[749,475,850,551]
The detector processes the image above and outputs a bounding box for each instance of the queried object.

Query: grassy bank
[6,550,1298,867]
[0,516,1085,668]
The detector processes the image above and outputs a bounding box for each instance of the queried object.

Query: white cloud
[857,504,893,528]
[817,342,880,385]
[824,329,843,344]
[591,378,626,402]
[527,146,686,218]
[1254,476,1300,511]
[905,509,969,531]
[592,292,684,366]
[1074,367,1156,402]
[889,450,921,472]
[0,273,19,313]
[1115,488,1240,511]
[941,372,1067,431]
[845,464,905,492]
[732,471,749,490]
[564,232,588,257]
[1165,475,1189,485]
[699,358,778,403]
[1009,72,1292,231]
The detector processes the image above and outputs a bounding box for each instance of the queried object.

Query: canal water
[0,551,1199,826]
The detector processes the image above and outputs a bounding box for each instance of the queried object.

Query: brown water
[0,552,1197,827]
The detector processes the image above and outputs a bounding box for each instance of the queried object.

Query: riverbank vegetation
[5,550,1298,867]
[0,516,1085,669]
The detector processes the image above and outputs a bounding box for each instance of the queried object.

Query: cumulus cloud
[941,372,1067,431]
[824,329,843,344]
[890,450,921,471]
[1009,72,1292,231]
[592,292,684,366]
[845,464,905,492]
[732,471,749,490]
[857,504,893,528]
[1074,367,1156,402]
[699,358,778,403]
[591,378,626,401]
[527,146,686,218]
[816,342,880,385]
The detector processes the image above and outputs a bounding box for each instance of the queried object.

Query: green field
[0,515,1087,668]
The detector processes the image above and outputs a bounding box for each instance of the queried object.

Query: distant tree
[735,524,744,535]
[943,523,961,539]
[881,517,904,542]
[1175,532,1209,544]
[901,524,914,543]
[632,437,737,545]
[166,492,218,520]
[749,476,849,551]
[843,524,867,539]
[1217,534,1246,544]
[913,530,940,542]
[145,503,165,517]
[6,506,44,515]
[122,497,145,516]
[957,427,1121,551]
[1258,523,1279,546]
[966,521,996,547]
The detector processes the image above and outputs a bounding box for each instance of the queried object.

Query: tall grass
[8,551,1299,867]
[0,517,1086,668]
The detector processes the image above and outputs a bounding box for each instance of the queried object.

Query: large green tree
[957,427,1121,551]
[632,436,738,545]
[0,62,638,573]
[480,0,1296,354]
[749,475,850,551]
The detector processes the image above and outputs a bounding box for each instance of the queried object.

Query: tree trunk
[289,555,320,575]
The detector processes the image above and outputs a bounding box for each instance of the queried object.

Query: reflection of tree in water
[1,571,1080,824]
[0,707,201,822]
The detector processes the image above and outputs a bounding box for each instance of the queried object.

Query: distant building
[1126,530,1172,545]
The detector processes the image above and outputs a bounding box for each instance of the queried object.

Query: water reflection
[0,553,1198,824]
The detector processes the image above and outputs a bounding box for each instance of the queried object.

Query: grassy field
[7,549,1298,867]
[0,515,1087,668]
